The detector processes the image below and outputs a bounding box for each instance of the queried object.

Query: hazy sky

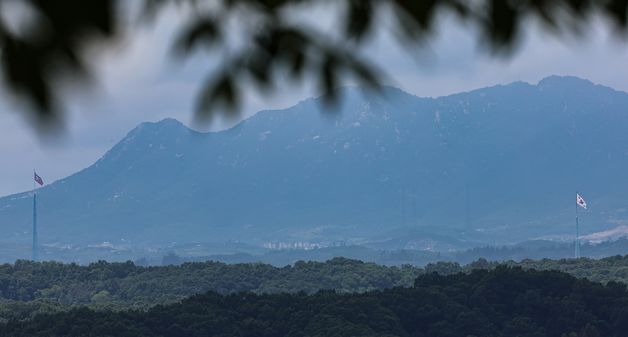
[1,8,628,196]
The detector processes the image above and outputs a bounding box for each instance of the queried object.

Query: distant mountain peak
[538,75,594,87]
[4,74,628,250]
[310,85,421,106]
[155,117,186,126]
[126,118,192,140]
[138,118,189,131]
[95,118,195,166]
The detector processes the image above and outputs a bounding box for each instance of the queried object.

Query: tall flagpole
[32,169,38,261]
[575,191,579,259]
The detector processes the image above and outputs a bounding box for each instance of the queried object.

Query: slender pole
[401,187,406,225]
[575,192,579,259]
[32,169,38,261]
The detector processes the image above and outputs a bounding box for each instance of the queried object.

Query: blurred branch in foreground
[0,0,627,127]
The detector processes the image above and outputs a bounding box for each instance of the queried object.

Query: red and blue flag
[34,172,44,186]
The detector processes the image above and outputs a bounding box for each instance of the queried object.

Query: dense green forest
[4,255,628,324]
[0,258,419,322]
[428,255,628,285]
[2,267,625,337]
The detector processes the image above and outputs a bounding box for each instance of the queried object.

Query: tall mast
[32,169,38,261]
[575,192,579,259]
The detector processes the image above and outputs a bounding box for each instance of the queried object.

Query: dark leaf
[346,0,374,41]
[196,72,239,121]
[320,54,338,106]
[289,49,306,78]
[174,17,221,54]
[1,37,54,115]
[605,0,628,29]
[485,0,520,50]
[246,52,272,87]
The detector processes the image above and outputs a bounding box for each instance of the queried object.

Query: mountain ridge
[1,75,627,256]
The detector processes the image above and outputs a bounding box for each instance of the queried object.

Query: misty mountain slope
[1,76,627,248]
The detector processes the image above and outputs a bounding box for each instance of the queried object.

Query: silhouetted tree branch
[1,0,627,127]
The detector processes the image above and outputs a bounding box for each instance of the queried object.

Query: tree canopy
[3,256,628,322]
[2,266,627,336]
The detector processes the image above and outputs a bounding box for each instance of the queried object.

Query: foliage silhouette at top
[1,0,627,128]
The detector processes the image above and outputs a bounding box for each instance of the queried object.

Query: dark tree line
[4,255,628,323]
[1,266,626,336]
[0,257,419,321]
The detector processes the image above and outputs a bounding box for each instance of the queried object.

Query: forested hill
[0,258,419,322]
[4,256,628,323]
[3,267,626,337]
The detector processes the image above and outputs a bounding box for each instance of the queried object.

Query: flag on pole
[576,193,587,209]
[34,172,44,186]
